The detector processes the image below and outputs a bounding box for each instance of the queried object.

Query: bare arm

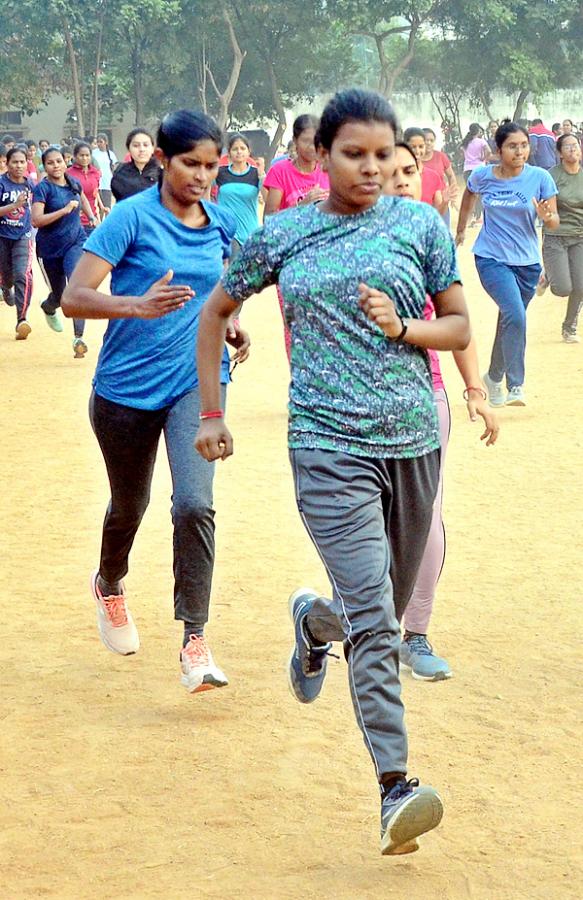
[455,187,478,244]
[359,281,470,351]
[452,336,499,445]
[62,252,194,320]
[263,187,283,216]
[195,285,240,461]
[80,191,96,223]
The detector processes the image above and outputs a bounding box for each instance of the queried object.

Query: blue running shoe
[400,633,452,682]
[380,778,444,855]
[288,588,335,704]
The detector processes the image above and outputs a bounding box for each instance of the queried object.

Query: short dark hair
[1,133,16,143]
[315,88,398,151]
[423,127,436,138]
[73,141,92,157]
[531,118,542,126]
[227,132,250,152]
[395,141,419,168]
[6,146,27,163]
[403,127,426,144]
[557,133,581,154]
[292,114,319,142]
[125,127,154,150]
[157,110,222,159]
[495,120,529,150]
[0,143,7,158]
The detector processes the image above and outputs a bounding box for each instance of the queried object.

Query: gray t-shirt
[546,165,583,237]
[222,196,460,459]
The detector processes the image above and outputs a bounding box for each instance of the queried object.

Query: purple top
[463,137,489,172]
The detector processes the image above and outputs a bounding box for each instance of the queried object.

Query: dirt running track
[1,247,582,900]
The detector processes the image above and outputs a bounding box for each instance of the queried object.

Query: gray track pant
[290,447,440,780]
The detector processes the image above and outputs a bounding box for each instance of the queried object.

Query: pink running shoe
[90,569,140,655]
[180,635,228,694]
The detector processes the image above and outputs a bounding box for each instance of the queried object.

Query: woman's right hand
[13,191,29,209]
[195,419,233,461]
[455,229,466,247]
[66,200,80,213]
[133,269,195,319]
[299,187,328,205]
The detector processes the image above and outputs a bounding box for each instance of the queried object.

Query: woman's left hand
[225,318,251,363]
[466,390,499,446]
[532,197,554,222]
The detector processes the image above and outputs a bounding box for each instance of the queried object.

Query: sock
[304,620,327,647]
[183,624,204,647]
[97,574,122,597]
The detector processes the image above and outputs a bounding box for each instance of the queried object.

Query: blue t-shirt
[0,176,33,240]
[222,196,460,459]
[84,186,235,410]
[32,177,85,258]
[468,164,557,265]
[216,164,260,244]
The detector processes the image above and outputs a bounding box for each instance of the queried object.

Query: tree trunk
[62,17,85,136]
[205,7,246,131]
[265,56,286,164]
[91,1,107,136]
[132,46,144,125]
[513,89,529,122]
[386,19,419,97]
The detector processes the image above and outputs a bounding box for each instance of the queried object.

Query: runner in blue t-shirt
[456,121,559,407]
[0,147,34,339]
[62,109,250,695]
[32,145,97,358]
[215,134,264,254]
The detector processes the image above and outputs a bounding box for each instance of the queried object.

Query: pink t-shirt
[264,158,329,209]
[463,137,489,172]
[423,296,444,391]
[424,151,451,189]
[421,166,442,206]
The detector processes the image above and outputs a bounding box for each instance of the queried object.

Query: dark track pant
[38,241,85,337]
[290,447,440,780]
[89,386,226,627]
[0,235,33,322]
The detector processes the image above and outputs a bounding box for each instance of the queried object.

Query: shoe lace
[404,633,433,657]
[305,640,339,673]
[383,776,420,802]
[182,635,209,666]
[103,595,129,628]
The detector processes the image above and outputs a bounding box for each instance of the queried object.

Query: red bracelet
[199,410,224,420]
[463,386,487,401]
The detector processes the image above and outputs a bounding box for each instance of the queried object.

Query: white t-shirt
[92,147,118,191]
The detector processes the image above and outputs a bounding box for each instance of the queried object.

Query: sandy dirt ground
[1,244,582,900]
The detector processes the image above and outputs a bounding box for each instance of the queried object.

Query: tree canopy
[1,0,581,146]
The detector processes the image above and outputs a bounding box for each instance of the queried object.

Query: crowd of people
[1,92,581,860]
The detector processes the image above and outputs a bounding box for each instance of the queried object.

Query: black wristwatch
[387,316,409,343]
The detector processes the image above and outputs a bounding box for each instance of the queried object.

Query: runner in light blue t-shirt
[456,121,559,407]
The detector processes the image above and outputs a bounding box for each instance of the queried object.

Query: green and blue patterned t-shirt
[222,195,460,459]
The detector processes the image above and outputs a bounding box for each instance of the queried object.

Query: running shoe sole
[381,788,444,856]
[180,672,228,694]
[73,339,88,358]
[506,396,526,407]
[400,660,453,682]
[89,569,138,656]
[15,322,31,340]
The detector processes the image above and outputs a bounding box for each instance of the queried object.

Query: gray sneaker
[400,633,452,682]
[506,386,526,406]
[483,372,505,408]
[562,328,580,344]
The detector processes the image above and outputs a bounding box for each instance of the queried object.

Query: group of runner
[2,92,582,859]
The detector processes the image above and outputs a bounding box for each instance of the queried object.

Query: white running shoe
[180,634,229,694]
[90,569,140,655]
